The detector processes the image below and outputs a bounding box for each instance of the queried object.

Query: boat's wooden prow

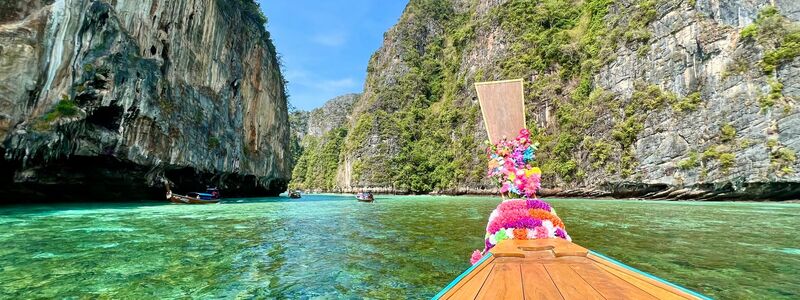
[437,80,711,299]
[489,238,589,258]
[434,239,710,300]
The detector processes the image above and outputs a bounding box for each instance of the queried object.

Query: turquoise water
[0,195,798,299]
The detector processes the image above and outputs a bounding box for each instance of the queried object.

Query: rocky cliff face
[306,93,360,138]
[0,0,290,201]
[292,0,800,200]
[594,0,800,200]
[289,94,358,191]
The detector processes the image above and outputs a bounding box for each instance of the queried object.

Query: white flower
[489,233,497,245]
[526,228,537,239]
[505,228,515,239]
[542,221,556,238]
[542,220,554,230]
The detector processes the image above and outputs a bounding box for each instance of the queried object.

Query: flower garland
[471,129,571,265]
[486,128,541,199]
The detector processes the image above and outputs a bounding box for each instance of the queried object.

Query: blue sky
[258,1,409,111]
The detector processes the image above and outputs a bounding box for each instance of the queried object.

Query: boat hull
[433,239,710,299]
[168,194,220,204]
[356,193,374,202]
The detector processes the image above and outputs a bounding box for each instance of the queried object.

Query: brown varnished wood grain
[438,239,703,300]
[570,263,658,300]
[445,264,495,300]
[440,255,496,299]
[592,260,690,300]
[544,264,605,299]
[521,264,564,300]
[476,263,524,300]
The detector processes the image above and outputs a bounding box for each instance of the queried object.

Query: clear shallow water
[0,195,798,299]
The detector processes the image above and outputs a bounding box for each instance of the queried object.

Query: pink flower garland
[471,129,571,264]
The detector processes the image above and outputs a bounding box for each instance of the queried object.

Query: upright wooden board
[475,79,526,143]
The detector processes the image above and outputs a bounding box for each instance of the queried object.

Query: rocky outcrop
[306,93,359,138]
[588,0,800,200]
[288,93,358,191]
[285,94,359,172]
[0,0,290,201]
[290,0,799,200]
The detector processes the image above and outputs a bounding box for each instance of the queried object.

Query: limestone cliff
[306,93,360,138]
[289,93,358,191]
[0,0,290,201]
[292,0,800,200]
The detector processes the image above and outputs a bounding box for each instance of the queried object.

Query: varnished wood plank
[589,253,695,300]
[446,264,495,300]
[494,256,588,264]
[521,264,564,300]
[475,79,526,143]
[570,263,657,300]
[476,263,524,300]
[437,241,705,300]
[439,256,496,299]
[544,264,604,299]
[489,239,527,258]
[490,239,588,258]
[593,263,688,300]
[519,239,588,257]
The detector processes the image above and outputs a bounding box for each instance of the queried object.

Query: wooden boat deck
[434,239,709,300]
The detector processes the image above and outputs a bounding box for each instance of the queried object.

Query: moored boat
[289,191,302,199]
[166,185,221,204]
[356,192,374,202]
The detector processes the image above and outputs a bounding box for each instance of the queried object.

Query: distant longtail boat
[356,192,375,202]
[165,184,220,204]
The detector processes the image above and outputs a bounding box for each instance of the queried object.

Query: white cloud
[310,32,347,47]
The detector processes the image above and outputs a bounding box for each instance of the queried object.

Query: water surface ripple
[0,195,798,299]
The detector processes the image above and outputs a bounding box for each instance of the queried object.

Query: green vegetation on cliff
[741,6,799,113]
[340,0,484,192]
[486,0,706,183]
[767,138,797,176]
[289,1,800,195]
[740,6,800,74]
[290,0,675,192]
[33,97,80,131]
[291,128,348,190]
